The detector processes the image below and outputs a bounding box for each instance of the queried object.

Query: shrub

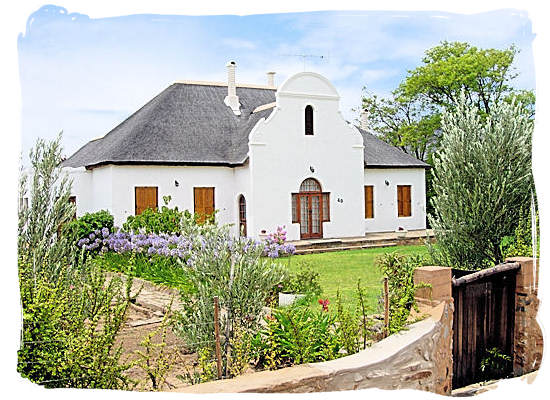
[479,347,512,381]
[17,257,133,389]
[65,210,114,245]
[18,133,76,272]
[429,94,534,269]
[123,202,184,234]
[252,306,342,368]
[173,226,287,377]
[18,135,132,389]
[279,261,322,299]
[376,253,426,334]
[501,206,539,259]
[263,226,296,258]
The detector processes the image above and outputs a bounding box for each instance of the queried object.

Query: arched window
[305,105,314,135]
[300,178,321,192]
[238,194,247,236]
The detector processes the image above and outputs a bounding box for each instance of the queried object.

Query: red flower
[318,299,330,312]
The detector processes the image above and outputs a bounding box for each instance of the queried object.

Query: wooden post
[213,296,223,380]
[383,277,389,338]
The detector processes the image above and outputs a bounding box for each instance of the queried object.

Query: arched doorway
[238,194,247,236]
[295,178,324,239]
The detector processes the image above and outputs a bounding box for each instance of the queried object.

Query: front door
[299,193,323,239]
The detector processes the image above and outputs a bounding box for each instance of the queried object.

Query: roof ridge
[174,80,277,90]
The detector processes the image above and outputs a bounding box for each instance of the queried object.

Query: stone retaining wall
[507,257,544,376]
[175,294,453,394]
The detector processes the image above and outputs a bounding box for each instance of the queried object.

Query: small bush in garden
[17,257,133,389]
[501,206,539,259]
[123,199,184,234]
[134,299,175,391]
[18,135,133,389]
[252,306,341,368]
[279,261,322,299]
[335,289,360,355]
[263,226,296,258]
[65,210,114,245]
[376,252,426,334]
[479,347,512,381]
[173,226,287,378]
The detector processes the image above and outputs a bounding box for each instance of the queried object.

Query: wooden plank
[453,262,520,286]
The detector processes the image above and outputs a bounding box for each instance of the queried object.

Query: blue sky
[17,5,535,160]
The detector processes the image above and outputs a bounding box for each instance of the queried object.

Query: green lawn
[285,244,429,312]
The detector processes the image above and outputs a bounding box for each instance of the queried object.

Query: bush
[18,135,132,389]
[501,206,539,259]
[376,253,426,334]
[17,256,133,389]
[173,226,287,377]
[279,261,322,299]
[429,94,534,269]
[123,204,184,234]
[65,210,114,244]
[252,306,341,369]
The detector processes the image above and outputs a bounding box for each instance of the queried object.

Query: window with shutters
[397,185,412,217]
[194,187,215,224]
[364,185,374,219]
[305,105,314,135]
[135,187,158,215]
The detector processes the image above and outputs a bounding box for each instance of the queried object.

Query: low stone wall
[507,257,544,376]
[174,299,453,394]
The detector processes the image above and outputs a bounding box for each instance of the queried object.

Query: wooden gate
[451,262,520,388]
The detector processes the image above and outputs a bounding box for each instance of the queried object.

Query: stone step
[294,242,396,255]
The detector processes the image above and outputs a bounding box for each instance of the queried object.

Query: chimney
[360,108,369,131]
[266,71,276,87]
[224,61,241,115]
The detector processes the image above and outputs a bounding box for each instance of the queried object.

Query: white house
[61,62,429,241]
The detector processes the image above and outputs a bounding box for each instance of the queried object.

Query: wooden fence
[451,262,520,388]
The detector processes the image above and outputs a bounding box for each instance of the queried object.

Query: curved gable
[278,72,339,98]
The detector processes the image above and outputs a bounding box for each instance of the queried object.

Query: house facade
[62,62,428,241]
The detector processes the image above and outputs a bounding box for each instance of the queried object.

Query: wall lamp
[385,180,390,186]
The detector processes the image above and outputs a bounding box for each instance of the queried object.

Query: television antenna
[279,53,329,71]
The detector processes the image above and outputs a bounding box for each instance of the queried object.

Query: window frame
[304,104,314,136]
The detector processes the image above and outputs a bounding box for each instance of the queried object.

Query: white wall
[68,164,251,232]
[248,72,365,241]
[364,168,426,232]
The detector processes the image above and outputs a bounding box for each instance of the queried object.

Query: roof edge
[174,80,277,90]
[84,160,248,170]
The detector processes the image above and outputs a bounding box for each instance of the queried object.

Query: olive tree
[429,93,534,269]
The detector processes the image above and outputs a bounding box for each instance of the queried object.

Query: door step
[294,242,396,255]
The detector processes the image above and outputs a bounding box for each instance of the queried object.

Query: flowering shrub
[263,226,296,258]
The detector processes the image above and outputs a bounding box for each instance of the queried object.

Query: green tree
[429,94,534,269]
[398,41,531,115]
[361,91,440,161]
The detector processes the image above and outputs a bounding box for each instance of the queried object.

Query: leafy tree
[361,91,440,161]
[398,41,531,115]
[361,41,534,162]
[429,94,534,269]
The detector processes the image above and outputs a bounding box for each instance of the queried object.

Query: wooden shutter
[135,187,158,215]
[194,187,215,223]
[364,186,374,219]
[397,185,411,217]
